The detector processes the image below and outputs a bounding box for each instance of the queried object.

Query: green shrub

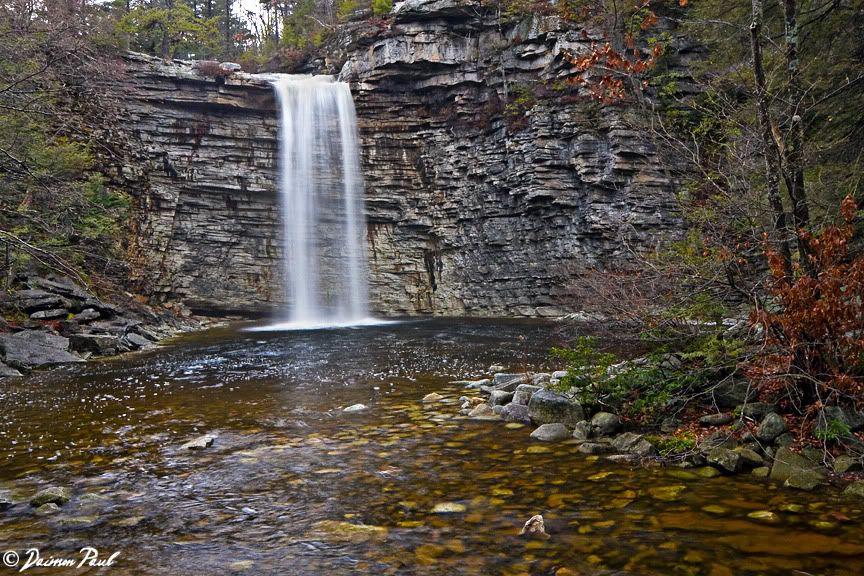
[371,0,392,16]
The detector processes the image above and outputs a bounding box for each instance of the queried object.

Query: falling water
[269,75,370,328]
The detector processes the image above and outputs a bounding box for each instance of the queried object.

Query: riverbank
[0,274,204,378]
[448,365,864,499]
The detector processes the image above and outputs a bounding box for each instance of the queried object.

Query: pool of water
[1,319,862,575]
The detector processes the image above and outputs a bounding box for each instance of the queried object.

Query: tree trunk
[750,0,792,278]
[207,0,212,18]
[225,0,231,57]
[782,0,813,273]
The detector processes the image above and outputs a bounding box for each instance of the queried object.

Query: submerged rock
[530,423,570,442]
[30,486,72,507]
[35,503,61,516]
[422,392,444,403]
[519,514,550,540]
[180,433,217,450]
[430,502,466,514]
[342,404,368,413]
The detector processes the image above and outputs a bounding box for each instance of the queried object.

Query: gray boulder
[699,413,733,427]
[578,442,614,455]
[30,308,68,320]
[613,432,657,457]
[528,389,585,427]
[756,413,787,443]
[712,378,756,409]
[13,289,70,312]
[590,412,621,436]
[572,420,591,441]
[69,334,120,355]
[0,362,21,378]
[530,423,570,442]
[489,390,514,406]
[707,447,742,473]
[500,403,531,424]
[739,402,777,420]
[493,373,529,388]
[512,384,540,406]
[74,308,101,322]
[0,331,83,370]
[770,447,825,489]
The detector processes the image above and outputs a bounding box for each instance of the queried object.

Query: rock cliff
[115,0,683,317]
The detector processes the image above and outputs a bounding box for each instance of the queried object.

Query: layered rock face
[116,53,280,315]
[116,0,682,317]
[341,0,682,316]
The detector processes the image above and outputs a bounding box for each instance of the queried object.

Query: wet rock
[770,447,825,488]
[648,485,687,501]
[0,492,15,510]
[500,403,531,424]
[180,433,217,450]
[747,510,779,523]
[707,447,742,473]
[712,378,755,409]
[430,502,466,514]
[422,392,444,403]
[512,384,540,406]
[530,423,570,442]
[844,480,864,498]
[735,447,764,468]
[30,486,72,507]
[578,442,614,455]
[572,420,591,441]
[590,412,620,436]
[121,332,154,350]
[834,455,862,474]
[527,389,584,427]
[452,379,490,389]
[784,471,824,491]
[751,466,770,478]
[69,334,119,355]
[519,514,550,540]
[468,404,501,421]
[756,413,787,443]
[613,432,656,457]
[488,365,505,373]
[0,362,21,378]
[699,413,733,427]
[342,404,368,413]
[0,331,83,371]
[492,373,529,388]
[310,520,389,543]
[35,503,61,516]
[489,390,514,406]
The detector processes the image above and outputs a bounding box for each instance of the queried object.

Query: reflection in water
[0,319,862,575]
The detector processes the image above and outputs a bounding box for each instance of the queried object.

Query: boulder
[739,402,777,420]
[817,405,864,433]
[530,423,571,442]
[0,362,21,378]
[844,480,864,498]
[578,442,614,455]
[527,389,584,427]
[512,384,540,406]
[0,331,83,370]
[707,447,742,473]
[30,486,72,507]
[756,413,787,443]
[784,470,824,491]
[500,403,531,424]
[180,433,217,450]
[735,447,764,468]
[492,373,529,388]
[699,413,734,427]
[770,447,825,488]
[834,455,862,474]
[343,404,368,413]
[74,308,101,322]
[69,334,120,355]
[489,390,514,406]
[712,378,756,409]
[468,404,501,421]
[531,373,551,385]
[572,420,591,441]
[590,412,621,436]
[612,432,657,457]
[13,289,69,313]
[422,392,444,403]
[121,332,154,350]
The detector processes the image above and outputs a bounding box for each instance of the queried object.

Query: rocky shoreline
[0,274,202,378]
[446,368,864,499]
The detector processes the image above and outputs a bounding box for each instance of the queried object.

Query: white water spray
[267,75,372,329]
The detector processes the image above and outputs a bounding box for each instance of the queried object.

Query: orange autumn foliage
[750,196,864,405]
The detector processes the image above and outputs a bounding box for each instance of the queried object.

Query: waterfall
[269,75,370,328]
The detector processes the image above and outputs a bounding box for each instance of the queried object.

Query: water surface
[1,319,862,575]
